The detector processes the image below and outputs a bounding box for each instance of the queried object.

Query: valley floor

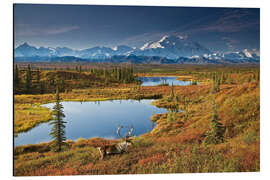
[13,66,260,175]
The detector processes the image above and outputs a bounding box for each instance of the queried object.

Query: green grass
[14,104,53,134]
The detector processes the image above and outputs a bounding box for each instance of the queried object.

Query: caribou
[97,125,134,160]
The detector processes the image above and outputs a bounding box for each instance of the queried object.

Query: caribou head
[97,125,134,160]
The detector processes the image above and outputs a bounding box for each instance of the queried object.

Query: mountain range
[14,35,260,64]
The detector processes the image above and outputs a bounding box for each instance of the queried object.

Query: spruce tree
[212,75,220,94]
[36,68,40,84]
[167,83,179,122]
[203,100,224,144]
[167,109,177,122]
[14,64,20,87]
[117,68,120,81]
[170,83,175,100]
[183,96,190,122]
[49,87,66,152]
[36,68,41,93]
[25,64,32,93]
[220,72,225,84]
[40,81,45,94]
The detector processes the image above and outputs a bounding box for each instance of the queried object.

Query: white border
[1,0,270,180]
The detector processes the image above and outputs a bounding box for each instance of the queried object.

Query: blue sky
[14,4,259,52]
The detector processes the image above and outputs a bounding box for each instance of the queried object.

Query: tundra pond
[138,76,193,86]
[14,99,167,146]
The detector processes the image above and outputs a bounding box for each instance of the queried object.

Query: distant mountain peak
[159,35,169,42]
[243,49,253,58]
[112,45,132,51]
[21,42,30,46]
[137,34,211,59]
[140,43,149,50]
[14,41,259,64]
[17,42,32,48]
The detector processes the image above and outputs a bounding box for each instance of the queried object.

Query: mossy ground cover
[14,104,52,135]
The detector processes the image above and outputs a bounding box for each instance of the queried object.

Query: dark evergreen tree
[170,83,174,98]
[25,64,32,93]
[216,79,220,91]
[117,68,121,81]
[203,100,225,144]
[182,96,190,122]
[220,72,225,84]
[36,68,41,84]
[167,83,179,122]
[212,74,220,94]
[14,64,20,87]
[49,88,66,152]
[49,75,55,86]
[40,81,45,94]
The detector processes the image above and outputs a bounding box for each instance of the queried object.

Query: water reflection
[14,99,167,146]
[138,76,192,86]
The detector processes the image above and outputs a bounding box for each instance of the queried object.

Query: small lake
[14,100,167,146]
[138,76,192,86]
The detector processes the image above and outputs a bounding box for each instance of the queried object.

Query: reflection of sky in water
[14,100,167,146]
[138,76,192,86]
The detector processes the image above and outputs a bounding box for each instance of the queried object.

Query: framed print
[13,3,260,176]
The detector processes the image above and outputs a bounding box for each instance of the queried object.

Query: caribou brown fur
[97,126,134,160]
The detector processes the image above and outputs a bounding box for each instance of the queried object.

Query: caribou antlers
[127,125,134,137]
[116,125,124,138]
[117,125,134,139]
[97,125,135,160]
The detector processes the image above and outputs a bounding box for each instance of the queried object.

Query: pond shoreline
[14,75,197,148]
[15,99,168,147]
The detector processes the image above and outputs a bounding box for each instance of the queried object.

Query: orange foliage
[79,163,94,173]
[176,129,206,143]
[138,153,166,166]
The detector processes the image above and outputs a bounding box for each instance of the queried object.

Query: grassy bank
[14,85,164,134]
[14,104,52,135]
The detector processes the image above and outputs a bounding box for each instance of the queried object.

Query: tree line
[13,64,137,94]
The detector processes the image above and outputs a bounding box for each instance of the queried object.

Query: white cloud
[15,23,80,36]
[46,26,80,35]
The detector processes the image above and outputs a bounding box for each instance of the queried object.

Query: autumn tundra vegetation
[13,63,260,175]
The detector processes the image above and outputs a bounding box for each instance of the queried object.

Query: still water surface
[138,76,192,86]
[15,100,167,146]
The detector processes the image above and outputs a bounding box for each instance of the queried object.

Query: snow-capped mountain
[206,49,260,61]
[77,47,115,59]
[14,43,54,57]
[112,45,134,55]
[134,35,211,59]
[14,36,260,64]
[14,35,212,59]
[54,47,77,57]
[14,43,133,59]
[14,43,76,57]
